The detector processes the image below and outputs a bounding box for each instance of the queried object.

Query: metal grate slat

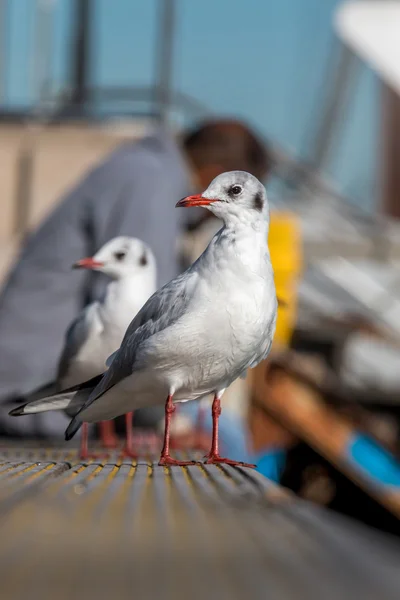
[0,443,396,600]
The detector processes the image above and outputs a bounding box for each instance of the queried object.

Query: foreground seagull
[11,236,156,459]
[11,172,277,466]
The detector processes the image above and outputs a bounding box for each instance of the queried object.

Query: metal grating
[0,444,398,599]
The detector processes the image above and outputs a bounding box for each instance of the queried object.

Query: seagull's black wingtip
[65,417,82,441]
[9,404,27,417]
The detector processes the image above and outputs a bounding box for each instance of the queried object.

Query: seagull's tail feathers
[9,393,75,416]
[64,373,105,441]
[9,374,103,420]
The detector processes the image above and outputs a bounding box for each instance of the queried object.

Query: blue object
[348,434,400,488]
[252,449,287,482]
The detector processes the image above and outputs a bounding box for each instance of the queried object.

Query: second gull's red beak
[72,257,104,269]
[176,194,218,208]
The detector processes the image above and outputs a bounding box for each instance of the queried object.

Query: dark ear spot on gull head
[139,251,148,266]
[253,192,263,212]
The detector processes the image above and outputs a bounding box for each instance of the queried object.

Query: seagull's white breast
[137,237,277,401]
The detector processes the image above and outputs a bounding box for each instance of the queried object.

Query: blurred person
[0,119,270,436]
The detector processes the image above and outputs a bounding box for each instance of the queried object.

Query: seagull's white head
[73,236,156,280]
[176,171,269,227]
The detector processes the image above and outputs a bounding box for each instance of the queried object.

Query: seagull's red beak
[176,194,218,208]
[72,257,104,269]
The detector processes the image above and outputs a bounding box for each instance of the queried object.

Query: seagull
[11,172,277,467]
[10,236,156,459]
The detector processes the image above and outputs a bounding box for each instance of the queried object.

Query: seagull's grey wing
[77,270,198,412]
[121,269,197,347]
[105,350,117,368]
[57,303,100,384]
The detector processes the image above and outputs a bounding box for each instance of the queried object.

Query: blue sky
[4,0,378,210]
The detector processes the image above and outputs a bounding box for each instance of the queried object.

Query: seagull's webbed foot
[204,454,256,469]
[158,454,196,467]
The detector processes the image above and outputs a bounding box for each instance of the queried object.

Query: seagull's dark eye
[229,185,242,197]
[114,252,126,261]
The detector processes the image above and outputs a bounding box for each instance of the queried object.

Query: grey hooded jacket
[0,127,191,435]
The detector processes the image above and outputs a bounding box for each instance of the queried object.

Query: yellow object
[268,211,302,347]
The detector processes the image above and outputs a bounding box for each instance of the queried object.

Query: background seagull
[11,236,156,458]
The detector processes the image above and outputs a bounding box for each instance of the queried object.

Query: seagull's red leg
[99,420,118,449]
[121,412,137,458]
[204,394,256,468]
[169,403,181,450]
[204,395,221,460]
[79,422,89,460]
[79,422,112,461]
[159,394,196,466]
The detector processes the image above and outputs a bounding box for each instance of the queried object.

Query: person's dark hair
[182,119,271,181]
